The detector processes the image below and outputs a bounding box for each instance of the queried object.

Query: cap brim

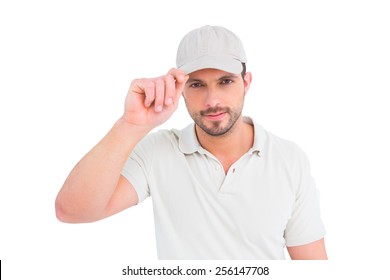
[178,54,243,74]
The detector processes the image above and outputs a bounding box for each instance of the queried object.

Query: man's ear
[243,72,252,94]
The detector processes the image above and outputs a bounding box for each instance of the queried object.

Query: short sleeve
[284,149,326,247]
[121,133,157,204]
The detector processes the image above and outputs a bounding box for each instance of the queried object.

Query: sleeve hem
[121,170,149,204]
[285,231,326,247]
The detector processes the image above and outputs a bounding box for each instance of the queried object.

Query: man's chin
[198,122,232,137]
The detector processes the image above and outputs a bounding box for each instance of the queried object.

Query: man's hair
[241,63,247,80]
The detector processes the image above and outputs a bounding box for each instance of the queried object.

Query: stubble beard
[191,105,243,137]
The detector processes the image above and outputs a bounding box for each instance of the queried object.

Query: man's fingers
[164,74,175,106]
[154,78,165,112]
[167,68,189,101]
[168,68,187,83]
[131,69,188,113]
[176,74,189,94]
[143,79,155,108]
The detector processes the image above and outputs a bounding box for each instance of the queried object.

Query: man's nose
[204,87,222,108]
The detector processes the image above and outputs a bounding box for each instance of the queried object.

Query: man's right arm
[55,68,188,223]
[55,120,148,223]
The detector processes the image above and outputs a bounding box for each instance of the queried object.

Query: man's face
[182,68,251,137]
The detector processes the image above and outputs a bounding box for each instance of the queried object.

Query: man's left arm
[287,238,328,260]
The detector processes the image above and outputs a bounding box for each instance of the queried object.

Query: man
[55,25,327,260]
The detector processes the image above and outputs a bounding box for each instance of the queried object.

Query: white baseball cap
[176,25,247,74]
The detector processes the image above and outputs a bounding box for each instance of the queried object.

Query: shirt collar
[178,123,202,154]
[178,116,266,156]
[244,116,265,156]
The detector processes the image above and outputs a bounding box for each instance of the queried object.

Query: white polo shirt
[122,118,325,259]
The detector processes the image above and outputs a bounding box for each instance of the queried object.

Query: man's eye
[190,82,202,88]
[221,79,233,85]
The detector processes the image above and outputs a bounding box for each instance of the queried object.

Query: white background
[1,0,389,279]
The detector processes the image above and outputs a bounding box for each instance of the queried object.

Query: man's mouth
[204,112,226,121]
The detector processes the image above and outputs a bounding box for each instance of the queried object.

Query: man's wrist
[114,117,152,141]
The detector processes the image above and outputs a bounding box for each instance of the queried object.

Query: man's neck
[195,116,254,172]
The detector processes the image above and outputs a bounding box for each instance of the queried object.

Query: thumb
[173,74,188,103]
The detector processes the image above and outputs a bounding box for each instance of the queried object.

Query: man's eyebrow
[218,74,239,81]
[186,75,239,84]
[186,78,202,84]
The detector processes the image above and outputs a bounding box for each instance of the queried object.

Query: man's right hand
[56,68,189,223]
[121,68,188,130]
